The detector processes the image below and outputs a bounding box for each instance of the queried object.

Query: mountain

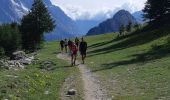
[0,0,29,23]
[75,20,101,35]
[0,0,80,41]
[87,10,137,36]
[132,11,144,24]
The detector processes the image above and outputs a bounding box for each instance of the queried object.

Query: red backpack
[71,44,78,52]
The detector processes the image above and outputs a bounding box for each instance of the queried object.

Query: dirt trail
[57,53,109,100]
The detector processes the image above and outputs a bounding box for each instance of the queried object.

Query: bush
[0,47,5,58]
[0,23,21,56]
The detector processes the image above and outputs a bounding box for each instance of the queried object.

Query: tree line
[0,0,55,58]
[119,0,170,36]
[143,0,170,24]
[119,22,140,36]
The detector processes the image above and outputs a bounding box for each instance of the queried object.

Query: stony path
[57,53,109,100]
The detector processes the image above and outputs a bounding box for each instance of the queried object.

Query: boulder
[39,60,56,71]
[12,51,34,65]
[67,89,76,95]
[19,58,32,65]
[0,60,10,69]
[0,59,25,70]
[15,61,24,69]
[12,51,26,60]
[0,51,34,70]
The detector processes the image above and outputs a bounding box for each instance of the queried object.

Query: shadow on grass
[91,43,170,72]
[88,40,114,49]
[88,26,170,57]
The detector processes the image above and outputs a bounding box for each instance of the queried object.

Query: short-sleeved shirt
[60,40,64,47]
[79,41,87,52]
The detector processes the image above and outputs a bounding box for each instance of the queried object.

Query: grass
[1,24,170,100]
[0,42,83,100]
[85,25,170,99]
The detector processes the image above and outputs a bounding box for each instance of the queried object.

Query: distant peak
[43,0,52,6]
[116,9,130,14]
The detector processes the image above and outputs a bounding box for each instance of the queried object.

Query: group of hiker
[60,37,87,66]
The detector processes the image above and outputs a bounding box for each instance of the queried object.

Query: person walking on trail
[68,39,72,55]
[75,37,80,48]
[64,39,68,53]
[70,42,78,66]
[60,40,64,53]
[79,37,87,64]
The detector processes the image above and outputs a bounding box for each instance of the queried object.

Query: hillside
[85,25,170,99]
[87,10,137,36]
[0,42,83,100]
[0,24,170,99]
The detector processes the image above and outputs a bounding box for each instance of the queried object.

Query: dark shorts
[80,51,86,55]
[61,45,64,48]
[76,43,79,46]
[71,51,77,55]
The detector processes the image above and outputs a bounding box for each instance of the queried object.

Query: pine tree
[20,0,55,51]
[134,23,140,30]
[126,22,132,32]
[143,0,170,23]
[166,0,170,21]
[143,0,154,22]
[119,25,125,36]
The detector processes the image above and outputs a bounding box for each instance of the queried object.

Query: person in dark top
[75,37,80,48]
[68,39,72,48]
[79,37,87,64]
[64,39,68,53]
[60,40,64,53]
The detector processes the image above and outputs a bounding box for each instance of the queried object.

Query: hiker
[60,40,64,53]
[64,39,68,53]
[79,37,87,64]
[70,42,78,66]
[75,37,80,48]
[68,39,72,55]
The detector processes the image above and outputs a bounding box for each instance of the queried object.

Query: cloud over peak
[51,0,146,20]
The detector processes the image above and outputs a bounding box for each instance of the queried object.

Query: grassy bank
[85,25,170,99]
[0,42,83,100]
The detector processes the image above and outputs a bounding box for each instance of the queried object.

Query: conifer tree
[126,22,132,32]
[20,0,55,51]
[143,0,170,23]
[119,25,125,36]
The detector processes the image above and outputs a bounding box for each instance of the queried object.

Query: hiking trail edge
[57,53,109,100]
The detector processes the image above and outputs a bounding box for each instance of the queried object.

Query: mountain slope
[0,0,79,40]
[0,0,28,23]
[75,19,101,35]
[132,11,144,24]
[85,25,170,99]
[87,10,137,36]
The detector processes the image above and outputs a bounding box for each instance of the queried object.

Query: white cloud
[50,0,147,20]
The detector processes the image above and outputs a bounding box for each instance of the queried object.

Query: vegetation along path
[57,53,109,100]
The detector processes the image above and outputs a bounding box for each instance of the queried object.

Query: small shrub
[0,47,5,58]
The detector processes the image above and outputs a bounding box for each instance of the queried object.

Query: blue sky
[50,0,147,20]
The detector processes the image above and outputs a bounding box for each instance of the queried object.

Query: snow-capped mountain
[0,0,28,23]
[0,0,80,41]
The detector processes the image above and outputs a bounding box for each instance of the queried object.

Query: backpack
[71,44,78,52]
